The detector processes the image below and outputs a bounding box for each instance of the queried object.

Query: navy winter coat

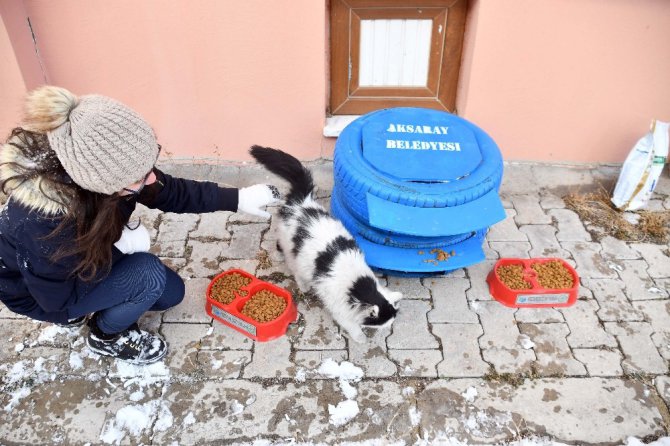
[0,168,238,324]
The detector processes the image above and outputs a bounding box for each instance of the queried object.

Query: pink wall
[459,0,670,163]
[13,0,329,161]
[0,22,24,140]
[2,0,669,163]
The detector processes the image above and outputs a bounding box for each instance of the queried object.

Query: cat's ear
[388,291,403,305]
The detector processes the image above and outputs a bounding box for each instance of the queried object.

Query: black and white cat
[250,145,401,343]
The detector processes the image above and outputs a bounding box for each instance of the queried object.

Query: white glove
[114,224,151,254]
[238,184,281,218]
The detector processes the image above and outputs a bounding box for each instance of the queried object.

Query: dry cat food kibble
[496,264,532,290]
[420,248,457,264]
[241,290,287,323]
[430,248,455,261]
[531,260,574,289]
[209,273,252,305]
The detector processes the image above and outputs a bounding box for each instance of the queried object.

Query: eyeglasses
[122,169,153,198]
[121,144,161,200]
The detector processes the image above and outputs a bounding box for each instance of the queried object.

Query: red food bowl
[205,269,298,342]
[487,258,579,308]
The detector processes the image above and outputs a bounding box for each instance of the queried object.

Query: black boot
[56,315,88,328]
[86,316,167,365]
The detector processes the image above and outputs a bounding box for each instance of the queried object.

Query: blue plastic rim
[331,186,475,249]
[331,188,486,276]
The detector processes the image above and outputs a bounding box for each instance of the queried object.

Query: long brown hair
[1,127,126,281]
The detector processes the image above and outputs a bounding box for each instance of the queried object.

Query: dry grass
[564,187,670,243]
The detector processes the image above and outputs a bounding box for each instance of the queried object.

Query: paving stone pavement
[1,161,670,445]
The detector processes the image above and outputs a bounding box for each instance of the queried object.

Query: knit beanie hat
[22,86,159,195]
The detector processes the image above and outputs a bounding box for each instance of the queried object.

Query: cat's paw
[295,279,310,293]
[349,331,367,344]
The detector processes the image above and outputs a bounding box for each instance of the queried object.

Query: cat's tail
[249,145,315,204]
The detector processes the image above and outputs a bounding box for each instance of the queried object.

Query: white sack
[612,120,669,211]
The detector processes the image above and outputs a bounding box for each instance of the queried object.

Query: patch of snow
[462,386,478,403]
[414,437,573,446]
[86,372,103,382]
[52,431,65,444]
[5,361,28,385]
[4,386,30,412]
[294,367,307,383]
[129,391,145,402]
[328,400,359,426]
[402,386,415,397]
[626,437,670,446]
[38,325,77,343]
[519,334,536,349]
[342,442,404,446]
[14,343,24,353]
[69,351,84,370]
[462,409,514,438]
[622,212,640,225]
[464,413,478,430]
[608,262,624,272]
[109,361,170,389]
[339,379,358,399]
[364,407,382,425]
[80,347,102,362]
[230,400,244,415]
[284,413,297,426]
[99,401,158,445]
[318,359,364,381]
[409,406,422,426]
[1,357,60,411]
[34,357,46,373]
[318,358,363,403]
[211,359,223,370]
[154,401,173,432]
[515,438,572,446]
[183,411,196,426]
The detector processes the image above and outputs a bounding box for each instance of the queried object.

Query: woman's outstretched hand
[237,184,281,218]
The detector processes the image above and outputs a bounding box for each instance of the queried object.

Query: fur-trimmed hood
[0,138,74,216]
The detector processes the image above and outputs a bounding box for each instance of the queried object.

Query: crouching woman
[0,86,278,365]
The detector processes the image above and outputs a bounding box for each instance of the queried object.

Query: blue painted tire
[334,108,504,225]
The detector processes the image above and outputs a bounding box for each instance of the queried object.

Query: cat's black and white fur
[250,145,401,343]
